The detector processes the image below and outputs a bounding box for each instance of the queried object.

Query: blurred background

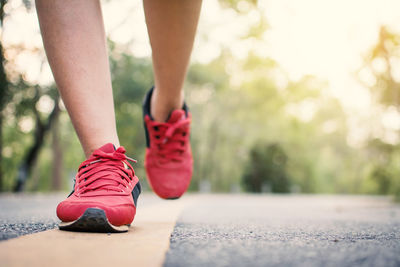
[0,0,400,199]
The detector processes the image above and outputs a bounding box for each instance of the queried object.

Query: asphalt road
[0,193,62,241]
[0,192,160,241]
[1,193,399,266]
[164,195,400,267]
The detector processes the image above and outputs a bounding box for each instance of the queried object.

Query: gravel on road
[0,193,63,241]
[164,194,400,267]
[0,192,161,241]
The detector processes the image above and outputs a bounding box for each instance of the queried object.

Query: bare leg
[143,0,202,122]
[36,0,119,157]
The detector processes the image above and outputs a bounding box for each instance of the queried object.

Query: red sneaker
[143,88,193,199]
[56,143,141,232]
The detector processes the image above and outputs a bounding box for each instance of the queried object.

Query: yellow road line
[0,196,191,267]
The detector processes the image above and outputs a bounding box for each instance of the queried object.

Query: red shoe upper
[57,143,140,226]
[144,109,193,199]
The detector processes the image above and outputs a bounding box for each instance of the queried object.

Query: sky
[3,0,400,144]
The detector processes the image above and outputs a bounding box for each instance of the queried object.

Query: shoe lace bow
[150,117,190,162]
[75,147,136,195]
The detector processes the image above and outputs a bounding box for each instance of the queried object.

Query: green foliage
[219,0,257,14]
[370,166,392,194]
[363,26,400,106]
[1,71,59,191]
[109,41,154,189]
[3,41,397,197]
[360,26,400,200]
[365,139,400,197]
[2,4,400,200]
[242,142,290,193]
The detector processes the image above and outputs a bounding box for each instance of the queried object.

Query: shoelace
[148,117,191,162]
[75,147,136,195]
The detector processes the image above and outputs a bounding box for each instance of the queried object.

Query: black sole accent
[166,197,180,200]
[59,208,129,233]
[132,181,141,207]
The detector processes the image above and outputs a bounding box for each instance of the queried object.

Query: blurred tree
[51,109,62,191]
[219,0,257,13]
[11,82,60,192]
[0,0,8,191]
[0,0,33,192]
[361,26,400,199]
[1,0,397,199]
[366,138,400,197]
[365,26,400,108]
[0,0,62,192]
[370,166,392,194]
[108,40,153,188]
[242,142,290,193]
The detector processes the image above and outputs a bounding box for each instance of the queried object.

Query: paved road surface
[164,194,400,267]
[0,193,62,241]
[1,193,399,266]
[0,192,161,241]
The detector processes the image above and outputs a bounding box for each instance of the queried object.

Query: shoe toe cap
[146,167,192,199]
[56,197,135,226]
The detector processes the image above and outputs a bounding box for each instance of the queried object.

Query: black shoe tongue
[167,110,186,123]
[98,143,117,153]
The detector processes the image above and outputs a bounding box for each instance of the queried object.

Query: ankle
[151,88,184,122]
[83,139,120,159]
